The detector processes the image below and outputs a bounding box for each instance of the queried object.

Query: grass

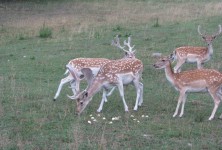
[39,23,53,38]
[1,0,222,149]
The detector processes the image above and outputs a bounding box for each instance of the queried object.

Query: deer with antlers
[67,58,143,114]
[53,35,136,102]
[171,24,222,73]
[66,36,143,114]
[153,56,222,120]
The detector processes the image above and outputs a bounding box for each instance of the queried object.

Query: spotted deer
[53,58,111,101]
[171,24,222,73]
[153,56,222,120]
[53,35,136,101]
[67,58,144,114]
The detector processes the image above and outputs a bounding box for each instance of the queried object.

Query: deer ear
[81,68,94,85]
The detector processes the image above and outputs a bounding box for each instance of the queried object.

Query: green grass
[1,0,222,149]
[39,23,53,38]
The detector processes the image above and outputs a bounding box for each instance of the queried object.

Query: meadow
[1,0,222,149]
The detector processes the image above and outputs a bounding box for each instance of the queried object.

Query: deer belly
[187,87,207,92]
[186,57,198,63]
[184,80,208,92]
[118,73,134,85]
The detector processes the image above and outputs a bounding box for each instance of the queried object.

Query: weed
[39,23,52,38]
[153,18,160,27]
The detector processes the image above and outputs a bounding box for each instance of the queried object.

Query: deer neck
[164,63,176,86]
[86,78,104,99]
[207,43,213,56]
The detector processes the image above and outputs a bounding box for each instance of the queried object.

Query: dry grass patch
[1,1,222,32]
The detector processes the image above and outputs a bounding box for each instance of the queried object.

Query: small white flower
[91,117,95,120]
[23,55,26,58]
[97,114,101,117]
[141,115,145,118]
[88,121,92,124]
[108,121,113,124]
[93,119,97,122]
[90,114,93,117]
[145,115,149,118]
[188,143,192,147]
[102,117,106,120]
[8,60,10,62]
[130,115,134,117]
[112,116,121,121]
[137,120,140,123]
[133,118,137,121]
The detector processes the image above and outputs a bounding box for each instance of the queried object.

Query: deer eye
[80,101,84,106]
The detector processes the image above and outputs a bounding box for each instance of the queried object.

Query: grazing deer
[53,58,111,101]
[67,58,143,114]
[53,35,136,101]
[171,24,222,73]
[153,56,222,120]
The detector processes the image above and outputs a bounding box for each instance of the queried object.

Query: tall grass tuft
[39,23,52,38]
[153,18,160,27]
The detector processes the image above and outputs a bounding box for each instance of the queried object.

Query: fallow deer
[171,24,222,73]
[53,58,111,101]
[53,35,136,101]
[67,58,144,114]
[153,56,222,120]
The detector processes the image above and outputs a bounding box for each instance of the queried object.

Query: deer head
[153,56,172,69]
[67,90,90,114]
[197,24,222,45]
[111,35,136,58]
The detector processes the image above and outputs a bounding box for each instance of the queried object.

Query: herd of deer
[54,25,222,121]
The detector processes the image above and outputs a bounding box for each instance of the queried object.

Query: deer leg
[117,83,128,112]
[179,92,187,117]
[70,80,77,95]
[105,87,116,102]
[132,79,141,111]
[53,74,74,101]
[173,90,186,117]
[97,89,107,112]
[208,88,221,120]
[97,87,116,112]
[138,82,143,106]
[197,60,203,69]
[173,59,185,73]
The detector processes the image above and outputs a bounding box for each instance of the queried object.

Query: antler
[111,35,136,53]
[198,24,222,38]
[212,24,222,37]
[123,36,135,52]
[111,35,128,53]
[197,25,205,37]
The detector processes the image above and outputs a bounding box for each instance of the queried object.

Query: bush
[39,23,52,38]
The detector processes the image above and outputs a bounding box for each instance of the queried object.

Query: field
[1,0,222,149]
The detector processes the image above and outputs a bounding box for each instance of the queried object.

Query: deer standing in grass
[53,35,136,102]
[153,56,222,120]
[66,36,143,114]
[53,58,111,101]
[67,57,143,114]
[171,25,222,73]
